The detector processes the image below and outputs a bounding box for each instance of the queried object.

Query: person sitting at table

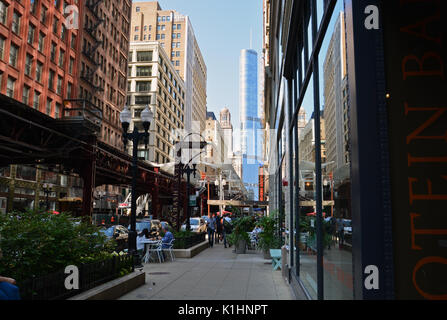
[160,225,174,249]
[136,228,150,256]
[0,276,21,300]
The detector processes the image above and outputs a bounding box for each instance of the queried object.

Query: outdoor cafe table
[140,239,162,263]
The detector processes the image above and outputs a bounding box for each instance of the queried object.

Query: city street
[119,242,303,300]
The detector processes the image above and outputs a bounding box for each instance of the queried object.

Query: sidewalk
[119,241,301,300]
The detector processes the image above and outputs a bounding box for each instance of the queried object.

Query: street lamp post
[174,134,207,231]
[120,104,153,267]
[42,183,52,211]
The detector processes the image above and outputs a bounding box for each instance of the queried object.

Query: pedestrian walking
[337,218,344,245]
[222,214,233,248]
[207,214,216,248]
[215,212,223,244]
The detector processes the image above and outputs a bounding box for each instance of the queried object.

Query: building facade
[0,0,132,213]
[219,108,233,161]
[130,1,207,136]
[323,11,349,175]
[240,49,262,201]
[127,41,186,164]
[264,0,447,301]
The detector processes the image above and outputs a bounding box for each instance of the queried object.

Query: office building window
[69,57,74,74]
[53,17,58,34]
[0,35,4,60]
[136,66,151,77]
[67,82,72,98]
[60,24,66,40]
[59,49,65,67]
[134,35,138,40]
[36,61,43,82]
[25,54,33,76]
[0,1,7,25]
[136,81,150,92]
[46,98,52,115]
[48,69,55,90]
[56,76,62,94]
[33,91,40,109]
[9,43,19,67]
[50,42,57,62]
[40,5,47,23]
[71,33,76,50]
[6,77,15,98]
[38,32,45,52]
[22,85,30,105]
[12,11,21,34]
[55,103,61,118]
[137,51,152,62]
[28,24,36,44]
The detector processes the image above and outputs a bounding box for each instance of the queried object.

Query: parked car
[100,225,129,251]
[129,219,161,233]
[342,219,352,235]
[181,217,207,233]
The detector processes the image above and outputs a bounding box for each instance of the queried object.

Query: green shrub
[0,209,115,282]
[227,216,255,246]
[257,215,281,251]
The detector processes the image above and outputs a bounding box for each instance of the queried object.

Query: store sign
[259,167,265,201]
[383,0,447,299]
[189,195,197,207]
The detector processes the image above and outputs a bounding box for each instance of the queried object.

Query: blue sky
[144,0,264,151]
[138,0,344,149]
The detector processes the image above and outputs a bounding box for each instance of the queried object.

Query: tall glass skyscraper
[239,49,262,201]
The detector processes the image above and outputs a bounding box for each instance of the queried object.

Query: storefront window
[0,166,10,177]
[15,165,37,181]
[278,0,354,300]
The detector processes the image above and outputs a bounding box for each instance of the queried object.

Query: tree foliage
[0,210,116,282]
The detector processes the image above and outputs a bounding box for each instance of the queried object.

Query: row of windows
[0,2,77,51]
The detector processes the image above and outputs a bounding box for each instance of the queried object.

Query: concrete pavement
[119,241,302,300]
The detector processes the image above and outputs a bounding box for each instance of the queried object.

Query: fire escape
[82,0,104,92]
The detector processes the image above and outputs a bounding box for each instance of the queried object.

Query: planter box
[172,240,208,258]
[68,271,145,300]
[235,239,247,254]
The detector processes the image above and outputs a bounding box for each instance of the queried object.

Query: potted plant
[227,216,254,254]
[299,216,312,250]
[257,215,280,259]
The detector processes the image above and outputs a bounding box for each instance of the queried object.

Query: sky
[137,0,344,150]
[141,0,264,152]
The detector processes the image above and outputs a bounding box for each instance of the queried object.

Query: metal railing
[18,254,134,300]
[61,99,102,128]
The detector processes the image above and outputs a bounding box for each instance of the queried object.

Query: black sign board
[383,0,447,299]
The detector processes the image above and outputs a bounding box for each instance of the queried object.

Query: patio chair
[148,240,164,263]
[163,239,175,261]
[248,232,258,250]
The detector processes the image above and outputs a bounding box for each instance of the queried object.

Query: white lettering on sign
[364,5,380,30]
[364,265,380,290]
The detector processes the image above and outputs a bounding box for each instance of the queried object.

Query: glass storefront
[268,0,356,300]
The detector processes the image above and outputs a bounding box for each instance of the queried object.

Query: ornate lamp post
[120,104,153,266]
[42,183,52,211]
[174,133,208,231]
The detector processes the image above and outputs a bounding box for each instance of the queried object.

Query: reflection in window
[15,166,37,181]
